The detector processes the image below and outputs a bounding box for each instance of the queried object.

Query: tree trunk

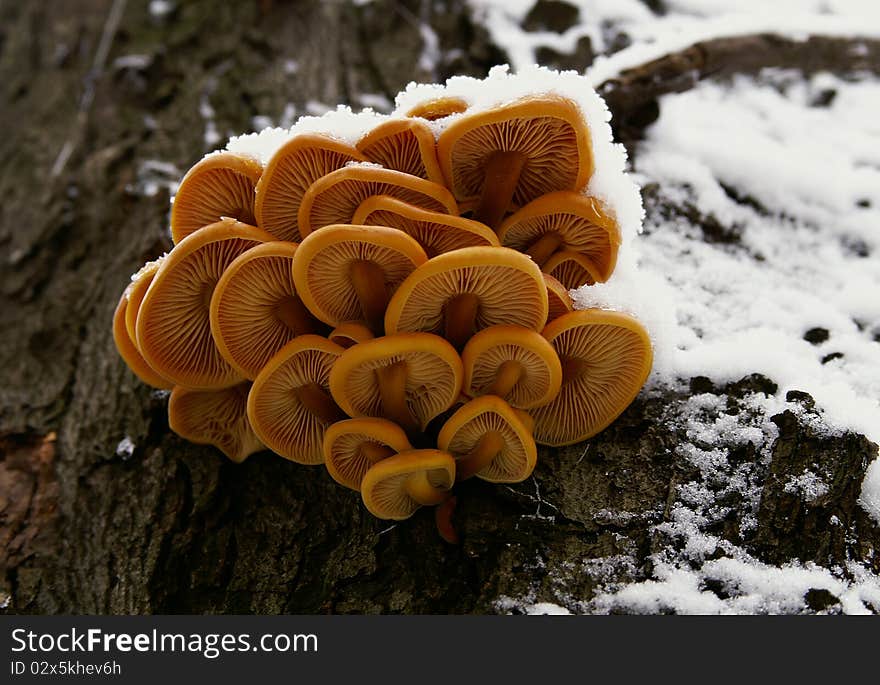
[1,0,877,614]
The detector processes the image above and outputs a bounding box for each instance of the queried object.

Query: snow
[115,436,136,460]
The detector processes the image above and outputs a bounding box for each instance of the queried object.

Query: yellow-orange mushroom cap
[210,241,323,380]
[297,165,458,236]
[543,249,603,290]
[461,325,562,409]
[352,195,499,257]
[532,309,653,446]
[406,97,469,121]
[497,191,620,282]
[124,259,163,344]
[292,224,428,333]
[168,382,264,463]
[323,417,412,491]
[544,273,573,323]
[437,96,593,228]
[247,335,345,464]
[437,395,536,482]
[113,267,173,390]
[329,321,375,349]
[170,152,263,244]
[329,333,462,435]
[356,119,444,184]
[361,449,456,520]
[137,219,275,389]
[254,133,366,242]
[384,246,548,351]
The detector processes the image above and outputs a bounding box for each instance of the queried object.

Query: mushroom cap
[297,165,458,236]
[210,241,322,380]
[247,334,345,464]
[170,152,263,244]
[352,195,499,257]
[406,96,469,121]
[356,119,444,184]
[124,259,163,343]
[329,333,463,430]
[543,273,573,323]
[461,325,562,409]
[437,395,537,483]
[323,417,412,490]
[436,96,593,207]
[113,269,173,390]
[329,321,375,349]
[168,382,264,463]
[497,191,620,281]
[542,249,602,289]
[292,224,428,328]
[136,219,275,389]
[254,133,366,242]
[532,309,653,446]
[384,246,548,339]
[361,449,456,520]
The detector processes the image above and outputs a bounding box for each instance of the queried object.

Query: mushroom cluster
[114,67,653,530]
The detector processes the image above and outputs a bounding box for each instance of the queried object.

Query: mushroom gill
[247,335,345,464]
[323,417,412,490]
[437,96,593,228]
[297,165,458,236]
[136,219,275,389]
[532,309,653,446]
[384,246,548,350]
[170,152,263,244]
[254,133,366,241]
[543,273,573,323]
[542,249,602,290]
[356,119,444,184]
[210,241,323,379]
[168,382,264,463]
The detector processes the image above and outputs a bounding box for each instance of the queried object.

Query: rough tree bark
[1,0,877,614]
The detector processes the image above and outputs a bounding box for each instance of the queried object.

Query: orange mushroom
[247,335,345,464]
[544,273,573,323]
[210,241,323,380]
[437,395,536,482]
[406,97,469,120]
[124,259,163,344]
[168,382,264,463]
[297,165,458,236]
[542,250,603,290]
[254,133,366,241]
[329,321,375,349]
[384,246,548,350]
[323,417,412,490]
[170,152,263,244]
[437,96,593,228]
[113,263,173,390]
[497,191,620,282]
[329,333,462,435]
[351,195,499,257]
[292,224,428,334]
[360,449,456,520]
[356,119,444,184]
[532,309,653,446]
[137,219,275,389]
[461,325,562,409]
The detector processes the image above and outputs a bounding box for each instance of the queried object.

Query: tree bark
[0,0,877,614]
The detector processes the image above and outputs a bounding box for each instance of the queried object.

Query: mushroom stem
[561,355,588,383]
[444,293,480,350]
[350,259,388,333]
[457,430,504,480]
[486,360,523,399]
[293,382,344,424]
[375,361,419,434]
[475,151,526,229]
[435,495,459,544]
[404,471,450,506]
[526,232,564,267]
[274,295,319,335]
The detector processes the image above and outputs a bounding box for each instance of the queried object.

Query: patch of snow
[116,436,136,460]
[784,472,830,502]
